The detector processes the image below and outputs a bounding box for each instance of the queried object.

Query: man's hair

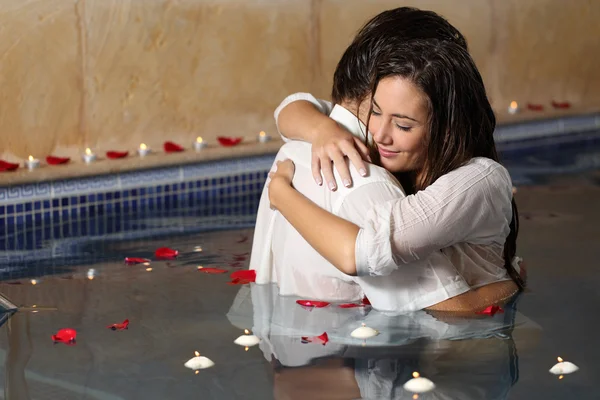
[331,7,468,104]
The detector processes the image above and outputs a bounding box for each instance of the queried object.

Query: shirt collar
[329,104,369,142]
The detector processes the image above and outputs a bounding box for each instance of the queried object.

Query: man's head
[331,7,468,107]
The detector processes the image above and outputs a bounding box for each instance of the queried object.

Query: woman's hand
[268,160,296,211]
[311,120,371,191]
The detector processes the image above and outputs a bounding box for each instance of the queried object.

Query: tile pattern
[0,155,274,253]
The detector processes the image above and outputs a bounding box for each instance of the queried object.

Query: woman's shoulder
[451,157,511,186]
[432,157,512,199]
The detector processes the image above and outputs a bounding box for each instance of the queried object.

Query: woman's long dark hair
[367,39,525,290]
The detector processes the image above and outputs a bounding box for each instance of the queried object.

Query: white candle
[350,323,379,339]
[26,155,40,170]
[194,137,207,151]
[87,269,96,280]
[184,351,215,371]
[403,372,435,394]
[83,148,96,163]
[257,131,271,143]
[508,101,519,114]
[234,329,260,347]
[138,143,151,157]
[549,357,579,375]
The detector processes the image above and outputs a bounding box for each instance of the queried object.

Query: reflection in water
[227,284,540,400]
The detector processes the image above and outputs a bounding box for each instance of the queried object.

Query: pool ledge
[0,139,283,187]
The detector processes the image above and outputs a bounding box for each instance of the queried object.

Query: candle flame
[28,155,34,161]
[244,329,250,335]
[197,266,204,270]
[558,375,564,380]
[510,101,518,109]
[31,279,38,285]
[140,143,147,150]
[413,395,419,400]
[88,275,94,280]
[195,370,199,375]
[146,267,153,272]
[194,246,203,252]
[85,148,92,155]
[412,372,420,378]
[259,131,266,137]
[194,351,200,357]
[32,305,37,308]
[557,357,563,363]
[143,262,150,266]
[245,346,249,351]
[196,137,203,143]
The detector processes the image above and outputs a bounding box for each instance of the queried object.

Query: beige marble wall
[1,0,599,162]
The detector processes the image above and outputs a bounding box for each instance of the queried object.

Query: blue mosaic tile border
[494,113,600,143]
[0,155,275,252]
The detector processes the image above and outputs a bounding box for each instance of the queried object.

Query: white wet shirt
[269,93,516,311]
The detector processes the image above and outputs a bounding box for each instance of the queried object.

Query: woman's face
[368,76,429,173]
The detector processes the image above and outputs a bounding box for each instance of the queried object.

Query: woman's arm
[274,93,370,189]
[269,161,360,275]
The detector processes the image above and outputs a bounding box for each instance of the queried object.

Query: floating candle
[87,269,96,280]
[549,357,579,375]
[234,329,260,347]
[26,155,40,170]
[83,148,96,164]
[350,323,379,339]
[258,131,272,143]
[184,351,215,370]
[138,143,150,157]
[30,279,39,285]
[403,372,435,394]
[194,137,207,151]
[508,101,519,114]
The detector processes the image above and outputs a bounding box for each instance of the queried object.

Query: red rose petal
[107,319,129,331]
[551,100,571,109]
[301,332,329,345]
[52,328,77,344]
[0,160,19,172]
[218,136,243,147]
[362,297,371,306]
[163,141,185,153]
[296,300,330,308]
[526,103,544,111]
[227,278,254,285]
[476,305,504,316]
[233,255,247,262]
[198,267,228,274]
[230,270,256,281]
[46,156,70,165]
[124,257,151,265]
[155,247,179,259]
[106,151,129,159]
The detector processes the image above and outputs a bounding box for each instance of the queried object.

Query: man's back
[250,106,405,301]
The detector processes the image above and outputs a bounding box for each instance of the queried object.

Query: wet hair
[367,39,524,290]
[331,7,468,105]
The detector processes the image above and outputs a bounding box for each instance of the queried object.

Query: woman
[268,39,524,310]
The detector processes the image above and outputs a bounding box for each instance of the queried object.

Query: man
[249,8,477,312]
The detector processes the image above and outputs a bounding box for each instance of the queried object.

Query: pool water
[0,133,599,399]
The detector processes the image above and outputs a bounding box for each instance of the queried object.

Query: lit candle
[403,372,435,394]
[194,246,203,252]
[83,148,96,164]
[549,356,579,375]
[350,323,379,339]
[87,269,96,280]
[257,131,272,143]
[184,351,215,370]
[30,279,39,285]
[146,267,153,272]
[138,143,151,157]
[234,329,260,347]
[508,101,519,114]
[194,137,207,151]
[26,155,40,170]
